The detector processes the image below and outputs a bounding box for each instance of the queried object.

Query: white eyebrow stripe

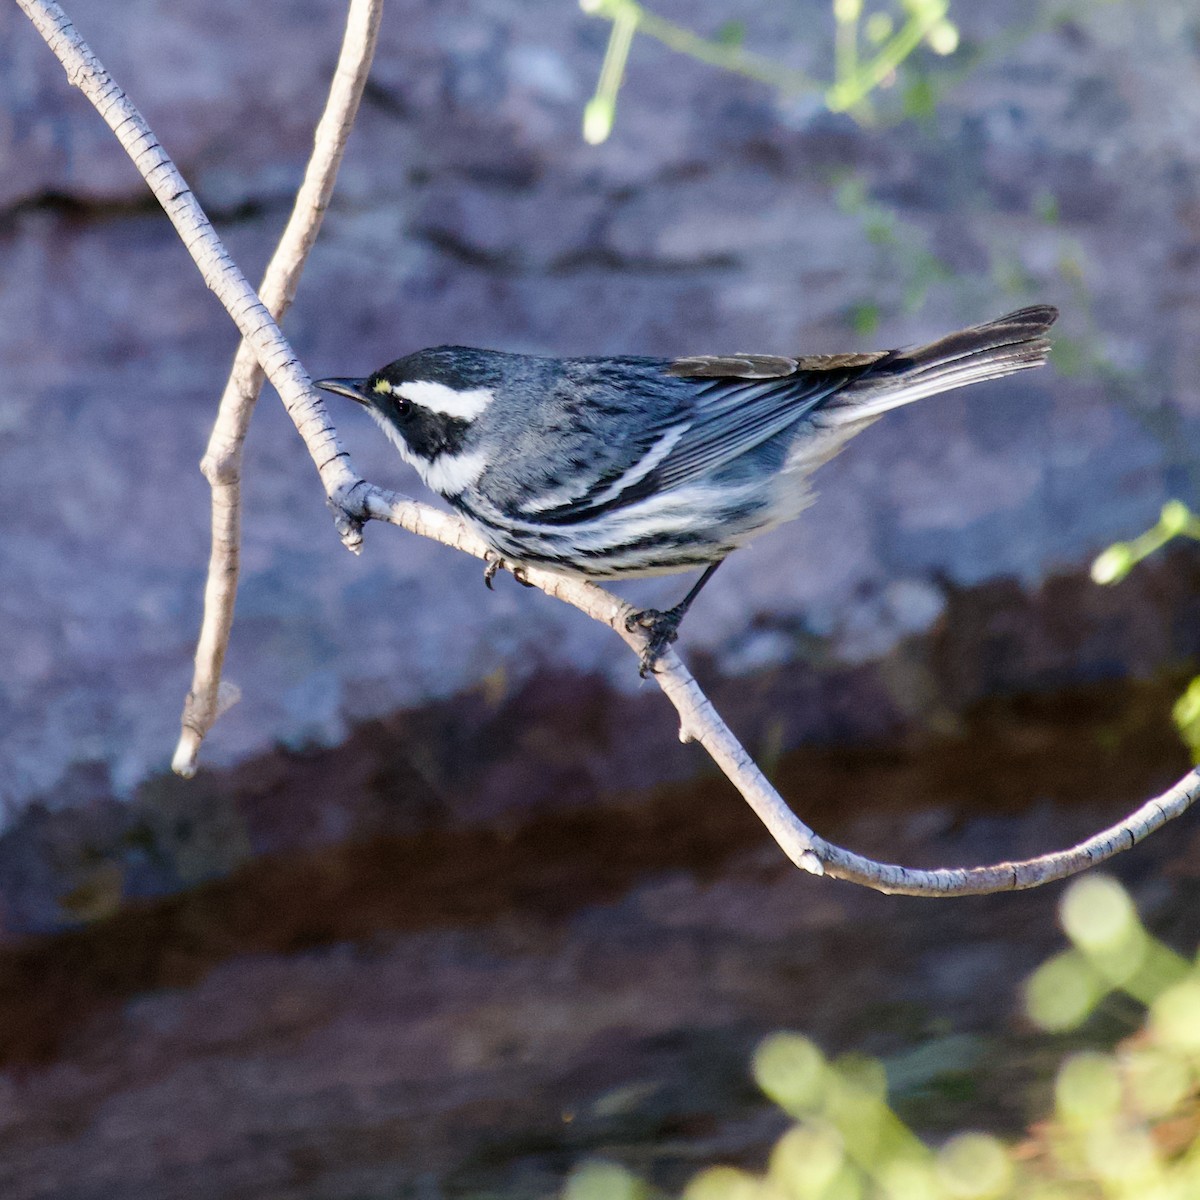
[398,380,495,420]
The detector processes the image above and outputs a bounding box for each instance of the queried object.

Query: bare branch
[15,0,368,522]
[173,0,384,779]
[359,488,1200,896]
[18,0,1200,896]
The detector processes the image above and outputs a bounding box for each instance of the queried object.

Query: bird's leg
[482,550,535,590]
[625,560,724,677]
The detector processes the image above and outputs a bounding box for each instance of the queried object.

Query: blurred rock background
[1,0,1200,1196]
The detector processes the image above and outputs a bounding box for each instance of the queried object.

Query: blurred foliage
[580,0,1197,747]
[578,0,1136,391]
[578,0,960,144]
[564,875,1200,1200]
[1091,503,1200,762]
[574,0,1146,392]
[833,175,953,320]
[831,170,1112,340]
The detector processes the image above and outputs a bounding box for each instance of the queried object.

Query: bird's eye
[394,394,411,416]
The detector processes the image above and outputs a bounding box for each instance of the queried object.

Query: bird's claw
[625,607,682,677]
[483,552,502,590]
[482,552,534,590]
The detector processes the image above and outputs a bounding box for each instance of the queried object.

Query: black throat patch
[376,395,472,460]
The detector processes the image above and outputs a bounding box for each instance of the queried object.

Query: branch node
[172,680,243,777]
[798,851,825,876]
[18,0,1200,897]
[172,731,201,779]
[327,481,371,554]
[200,449,240,487]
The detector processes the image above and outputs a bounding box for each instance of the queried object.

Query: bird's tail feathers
[818,305,1057,427]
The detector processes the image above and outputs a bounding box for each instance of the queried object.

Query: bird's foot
[482,551,534,590]
[625,606,683,678]
[482,551,503,590]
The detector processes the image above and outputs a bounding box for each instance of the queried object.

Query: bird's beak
[315,377,371,405]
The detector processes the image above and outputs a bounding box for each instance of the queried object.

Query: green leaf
[866,12,894,44]
[715,20,745,47]
[1172,676,1200,764]
[902,73,938,120]
[851,303,880,336]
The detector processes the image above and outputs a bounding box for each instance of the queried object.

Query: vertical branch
[827,0,950,112]
[833,0,861,92]
[15,0,365,504]
[582,0,639,144]
[173,0,384,778]
[18,0,1200,897]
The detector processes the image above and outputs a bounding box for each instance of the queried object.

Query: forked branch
[173,0,384,779]
[360,492,1200,895]
[18,0,1200,897]
[14,0,366,519]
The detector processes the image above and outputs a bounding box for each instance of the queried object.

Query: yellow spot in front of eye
[372,380,392,394]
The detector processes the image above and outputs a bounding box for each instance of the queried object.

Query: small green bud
[1160,499,1191,535]
[927,20,959,56]
[1090,543,1133,585]
[583,96,615,144]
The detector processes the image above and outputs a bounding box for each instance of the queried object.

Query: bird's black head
[317,346,508,465]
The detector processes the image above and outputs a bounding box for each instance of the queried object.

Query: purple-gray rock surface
[2,0,1198,812]
[5,3,1200,1196]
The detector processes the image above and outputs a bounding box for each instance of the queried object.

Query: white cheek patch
[367,408,487,496]
[420,449,489,496]
[398,379,494,421]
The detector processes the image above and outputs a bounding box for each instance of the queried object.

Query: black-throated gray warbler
[317,305,1056,674]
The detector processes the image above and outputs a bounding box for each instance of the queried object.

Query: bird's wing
[667,350,887,378]
[648,351,890,491]
[524,353,887,525]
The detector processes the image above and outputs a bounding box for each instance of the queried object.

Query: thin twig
[173,0,384,779]
[18,0,1200,897]
[359,489,1200,896]
[612,1,821,95]
[15,0,367,525]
